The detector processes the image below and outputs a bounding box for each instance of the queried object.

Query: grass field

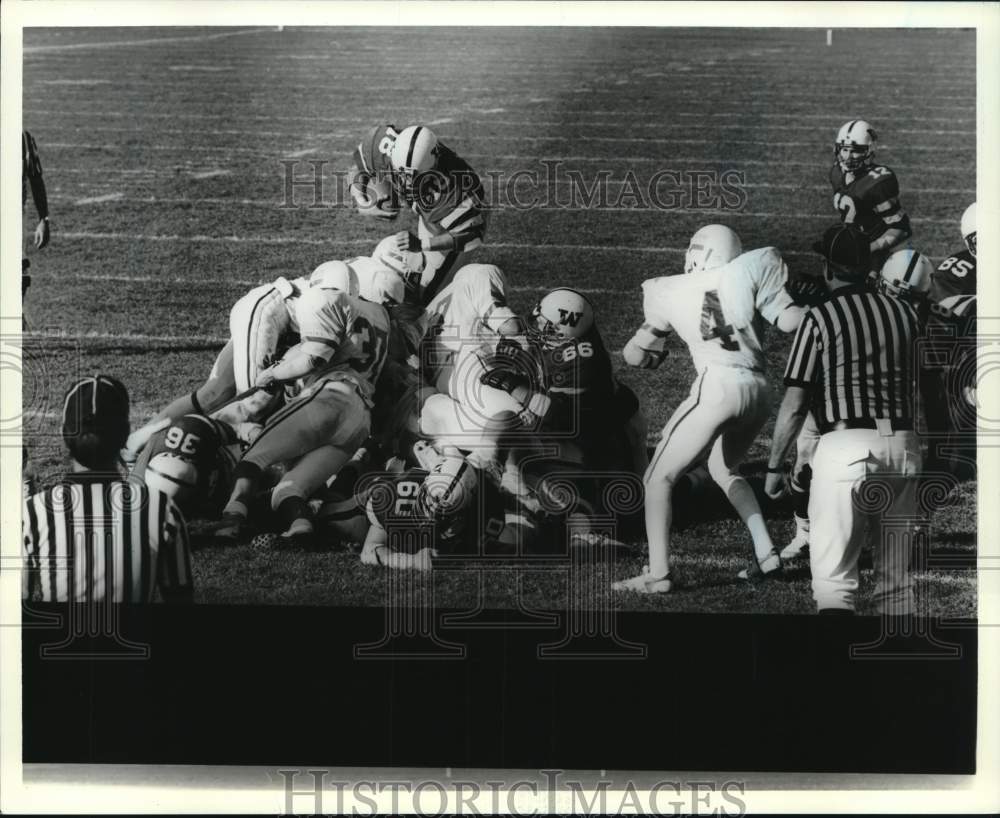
[20,26,977,615]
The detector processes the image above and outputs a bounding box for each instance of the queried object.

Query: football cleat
[612,565,673,594]
[737,550,783,582]
[277,517,317,550]
[212,512,249,544]
[779,515,810,561]
[530,288,595,342]
[684,224,742,275]
[309,260,359,296]
[961,202,977,257]
[878,249,934,302]
[389,125,440,201]
[834,119,877,172]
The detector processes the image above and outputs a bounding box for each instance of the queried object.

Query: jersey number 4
[700,290,739,351]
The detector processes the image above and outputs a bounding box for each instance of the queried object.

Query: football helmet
[419,454,478,530]
[684,224,742,275]
[878,248,934,301]
[835,119,877,172]
[144,452,200,508]
[309,260,359,296]
[961,202,977,257]
[349,256,406,306]
[530,288,595,343]
[389,125,439,200]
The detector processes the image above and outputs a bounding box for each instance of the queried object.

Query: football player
[350,124,487,304]
[921,208,977,481]
[215,262,390,547]
[132,413,239,520]
[830,120,912,270]
[614,225,807,593]
[930,202,976,302]
[481,288,648,475]
[124,262,353,459]
[359,449,541,570]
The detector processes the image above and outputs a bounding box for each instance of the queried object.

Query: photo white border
[2,0,998,813]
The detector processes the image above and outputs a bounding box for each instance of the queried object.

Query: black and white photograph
[2,1,997,813]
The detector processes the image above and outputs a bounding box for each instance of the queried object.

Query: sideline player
[764,234,928,615]
[614,225,807,593]
[829,120,912,271]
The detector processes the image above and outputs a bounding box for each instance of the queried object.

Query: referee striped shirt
[784,284,920,427]
[23,472,193,603]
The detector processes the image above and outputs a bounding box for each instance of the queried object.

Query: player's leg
[217,382,363,538]
[615,368,721,591]
[870,432,922,616]
[124,341,237,461]
[807,430,871,613]
[705,373,779,575]
[782,411,821,560]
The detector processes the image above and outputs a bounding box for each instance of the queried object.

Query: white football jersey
[424,263,516,355]
[641,247,793,372]
[294,288,391,402]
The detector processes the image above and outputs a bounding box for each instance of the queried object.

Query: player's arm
[750,248,809,334]
[868,170,911,254]
[23,131,50,249]
[766,316,821,496]
[624,280,673,368]
[157,500,194,604]
[360,500,434,570]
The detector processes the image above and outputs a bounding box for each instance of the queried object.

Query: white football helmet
[835,119,877,172]
[878,249,934,301]
[420,454,478,522]
[684,225,742,275]
[389,125,439,200]
[531,288,595,342]
[144,453,199,507]
[349,256,405,306]
[961,202,977,257]
[309,260,359,296]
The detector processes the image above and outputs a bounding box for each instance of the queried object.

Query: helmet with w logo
[530,288,594,343]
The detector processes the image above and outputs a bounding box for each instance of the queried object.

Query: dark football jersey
[930,248,976,302]
[829,162,910,240]
[353,122,398,177]
[411,144,486,239]
[365,467,510,556]
[132,414,237,513]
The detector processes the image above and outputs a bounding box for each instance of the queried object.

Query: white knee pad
[707,450,741,494]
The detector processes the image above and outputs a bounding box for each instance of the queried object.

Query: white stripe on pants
[808,428,922,614]
[229,284,292,393]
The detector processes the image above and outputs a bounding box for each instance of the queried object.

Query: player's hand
[34,219,50,249]
[495,337,525,359]
[764,470,788,500]
[786,277,827,307]
[254,368,279,391]
[360,541,384,566]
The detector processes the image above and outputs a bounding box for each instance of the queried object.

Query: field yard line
[24,330,229,345]
[24,330,637,354]
[47,123,978,142]
[24,28,276,54]
[51,196,946,222]
[39,147,974,173]
[45,175,976,196]
[24,108,977,126]
[54,231,816,257]
[51,272,619,295]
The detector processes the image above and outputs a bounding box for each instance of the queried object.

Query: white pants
[230,283,294,393]
[808,427,922,614]
[646,366,772,488]
[419,388,521,452]
[244,380,370,500]
[793,411,821,483]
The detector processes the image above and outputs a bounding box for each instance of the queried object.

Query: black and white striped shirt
[23,472,193,603]
[784,285,920,427]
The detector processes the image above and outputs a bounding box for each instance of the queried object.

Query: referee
[764,224,923,615]
[22,376,194,603]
